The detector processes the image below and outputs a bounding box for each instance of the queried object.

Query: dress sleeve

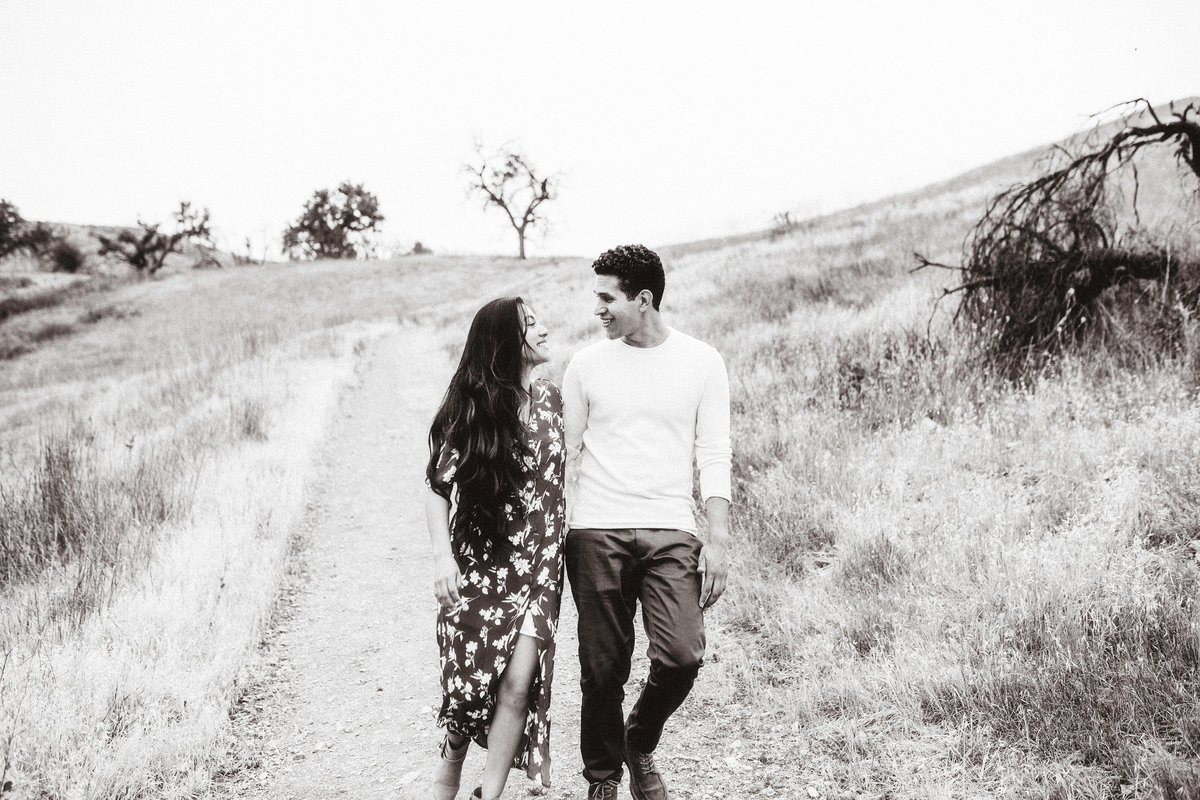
[427,441,461,500]
[541,378,563,414]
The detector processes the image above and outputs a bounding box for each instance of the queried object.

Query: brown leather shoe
[622,734,670,800]
[587,778,620,800]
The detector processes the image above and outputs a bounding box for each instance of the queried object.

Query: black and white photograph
[1,2,1198,798]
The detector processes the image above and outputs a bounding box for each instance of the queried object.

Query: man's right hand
[433,553,462,608]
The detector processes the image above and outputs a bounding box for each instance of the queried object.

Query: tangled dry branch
[917,99,1200,372]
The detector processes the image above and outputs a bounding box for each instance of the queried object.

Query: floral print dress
[428,378,566,787]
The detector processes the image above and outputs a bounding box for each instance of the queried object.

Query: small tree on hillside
[281,182,384,260]
[917,98,1200,373]
[465,144,557,259]
[0,200,53,259]
[97,202,213,277]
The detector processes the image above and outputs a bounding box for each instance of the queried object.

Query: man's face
[593,274,642,340]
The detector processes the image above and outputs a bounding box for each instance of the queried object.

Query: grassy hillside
[648,104,1200,798]
[1,100,1198,798]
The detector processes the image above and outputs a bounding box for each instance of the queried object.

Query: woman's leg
[479,633,540,799]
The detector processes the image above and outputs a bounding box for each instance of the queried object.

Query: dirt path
[216,323,779,800]
[215,324,583,799]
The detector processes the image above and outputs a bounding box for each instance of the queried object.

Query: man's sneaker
[587,778,620,800]
[622,735,670,800]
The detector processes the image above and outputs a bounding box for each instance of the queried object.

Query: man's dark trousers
[565,528,706,784]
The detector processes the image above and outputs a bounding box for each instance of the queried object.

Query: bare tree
[770,210,799,240]
[97,202,213,276]
[917,98,1200,372]
[465,144,557,259]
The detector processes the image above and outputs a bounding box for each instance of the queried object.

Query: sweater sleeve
[562,355,587,467]
[695,347,732,503]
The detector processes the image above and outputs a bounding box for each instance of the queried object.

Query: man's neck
[622,314,669,349]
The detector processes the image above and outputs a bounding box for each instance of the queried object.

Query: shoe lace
[594,779,619,799]
[632,749,659,776]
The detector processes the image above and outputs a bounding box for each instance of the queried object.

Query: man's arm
[695,348,732,608]
[694,349,732,503]
[561,357,587,516]
[698,496,730,608]
[562,358,586,465]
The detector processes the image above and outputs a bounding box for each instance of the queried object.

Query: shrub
[47,239,86,273]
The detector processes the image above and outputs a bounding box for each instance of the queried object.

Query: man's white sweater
[562,328,732,534]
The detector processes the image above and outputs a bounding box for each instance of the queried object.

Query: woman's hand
[426,491,461,608]
[433,553,462,608]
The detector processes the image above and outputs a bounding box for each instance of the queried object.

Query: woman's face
[521,304,550,367]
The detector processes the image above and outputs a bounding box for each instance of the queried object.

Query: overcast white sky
[2,1,1197,258]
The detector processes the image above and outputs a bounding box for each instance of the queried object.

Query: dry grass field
[0,254,587,798]
[2,112,1199,798]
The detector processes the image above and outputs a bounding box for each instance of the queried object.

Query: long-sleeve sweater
[562,328,732,534]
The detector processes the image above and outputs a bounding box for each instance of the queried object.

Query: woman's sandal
[430,735,469,800]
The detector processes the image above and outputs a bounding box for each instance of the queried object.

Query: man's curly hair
[591,244,665,310]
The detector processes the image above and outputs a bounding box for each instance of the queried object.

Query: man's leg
[626,529,705,754]
[566,528,638,784]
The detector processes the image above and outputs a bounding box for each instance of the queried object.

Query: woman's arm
[425,490,461,607]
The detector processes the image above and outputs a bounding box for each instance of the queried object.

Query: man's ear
[638,289,652,310]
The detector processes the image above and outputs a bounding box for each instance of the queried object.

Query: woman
[425,297,565,800]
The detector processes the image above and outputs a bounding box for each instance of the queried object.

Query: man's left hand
[698,541,728,609]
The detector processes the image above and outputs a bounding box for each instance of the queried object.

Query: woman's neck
[518,367,536,423]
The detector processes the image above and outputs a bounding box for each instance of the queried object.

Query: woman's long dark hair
[427,297,532,549]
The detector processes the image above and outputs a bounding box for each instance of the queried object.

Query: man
[562,244,732,800]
